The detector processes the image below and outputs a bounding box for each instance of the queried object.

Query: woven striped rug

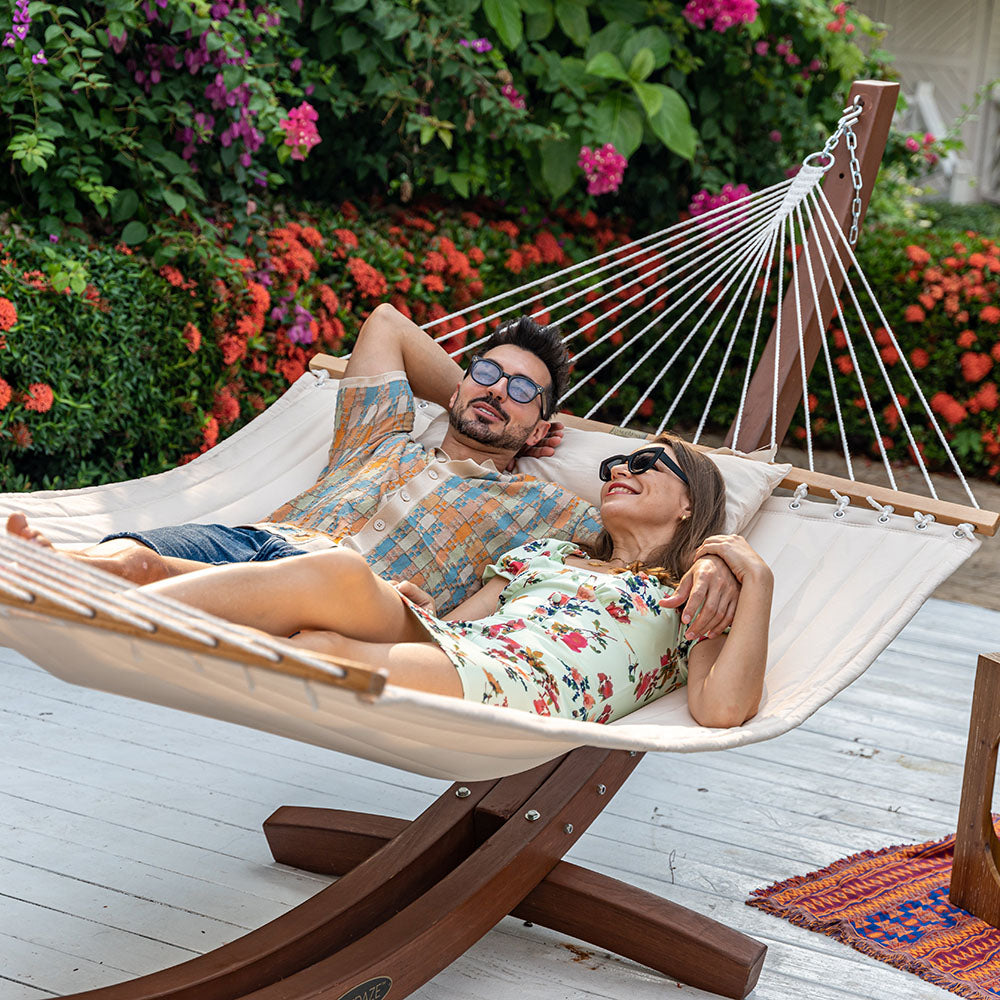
[748,827,1000,999]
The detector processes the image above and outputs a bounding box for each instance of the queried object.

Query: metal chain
[800,96,865,244]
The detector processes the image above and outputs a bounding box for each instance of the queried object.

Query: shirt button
[373,519,386,531]
[428,470,439,480]
[400,491,411,501]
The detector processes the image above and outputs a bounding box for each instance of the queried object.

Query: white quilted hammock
[0,97,989,781]
[0,372,980,781]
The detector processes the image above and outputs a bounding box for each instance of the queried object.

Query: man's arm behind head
[346,303,464,408]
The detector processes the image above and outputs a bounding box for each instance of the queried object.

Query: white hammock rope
[420,102,981,511]
[441,183,794,362]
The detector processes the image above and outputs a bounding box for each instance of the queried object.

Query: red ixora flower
[0,296,17,330]
[0,376,11,409]
[960,352,993,383]
[183,322,201,353]
[347,257,388,299]
[910,348,930,369]
[903,304,926,322]
[23,382,54,413]
[930,391,968,425]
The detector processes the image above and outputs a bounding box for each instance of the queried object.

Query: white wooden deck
[2,596,999,1000]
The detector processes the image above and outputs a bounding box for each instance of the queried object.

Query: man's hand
[505,420,565,472]
[659,553,740,640]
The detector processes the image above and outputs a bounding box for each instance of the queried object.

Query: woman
[140,434,772,728]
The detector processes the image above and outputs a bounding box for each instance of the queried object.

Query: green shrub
[0,236,232,489]
[0,0,893,247]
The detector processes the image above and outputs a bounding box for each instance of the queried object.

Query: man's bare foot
[6,512,55,548]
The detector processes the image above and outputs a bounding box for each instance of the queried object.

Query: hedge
[3,200,999,489]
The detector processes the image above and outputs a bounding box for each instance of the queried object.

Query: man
[8,304,737,638]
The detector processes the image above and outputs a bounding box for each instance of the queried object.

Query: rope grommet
[789,484,808,510]
[913,511,936,531]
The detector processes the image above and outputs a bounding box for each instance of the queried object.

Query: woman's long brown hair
[583,432,727,587]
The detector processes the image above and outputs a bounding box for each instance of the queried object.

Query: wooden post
[950,652,1000,924]
[725,79,899,452]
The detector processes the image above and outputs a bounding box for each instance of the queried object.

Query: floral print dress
[406,538,697,724]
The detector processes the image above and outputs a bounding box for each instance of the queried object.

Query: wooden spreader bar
[54,748,765,1000]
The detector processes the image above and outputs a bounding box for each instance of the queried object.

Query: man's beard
[448,394,531,452]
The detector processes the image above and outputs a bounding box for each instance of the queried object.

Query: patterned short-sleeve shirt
[259,371,602,613]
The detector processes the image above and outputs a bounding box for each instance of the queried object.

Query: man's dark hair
[479,315,569,419]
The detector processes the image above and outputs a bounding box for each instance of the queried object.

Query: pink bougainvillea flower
[578,143,628,195]
[279,101,321,160]
[31,49,47,64]
[500,83,526,110]
[459,37,493,53]
[683,0,758,31]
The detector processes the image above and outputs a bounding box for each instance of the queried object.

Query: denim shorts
[101,523,308,565]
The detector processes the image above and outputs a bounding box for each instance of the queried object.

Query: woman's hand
[393,580,437,616]
[692,535,772,587]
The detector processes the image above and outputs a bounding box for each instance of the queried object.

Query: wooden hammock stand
[40,79,995,1000]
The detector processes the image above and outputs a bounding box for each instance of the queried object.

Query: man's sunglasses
[598,446,689,485]
[467,356,548,408]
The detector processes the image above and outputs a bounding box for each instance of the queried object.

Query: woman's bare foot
[5,511,175,584]
[6,512,55,548]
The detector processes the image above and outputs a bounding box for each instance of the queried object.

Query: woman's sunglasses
[467,356,548,407]
[598,446,689,485]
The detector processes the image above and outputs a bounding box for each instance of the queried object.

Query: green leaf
[631,80,663,118]
[585,51,629,82]
[159,151,190,175]
[585,21,631,62]
[648,86,698,160]
[162,188,186,214]
[317,24,338,59]
[121,220,148,245]
[628,47,654,82]
[51,271,70,292]
[111,187,139,223]
[525,8,554,39]
[540,138,578,199]
[597,0,646,22]
[332,0,368,10]
[44,23,62,42]
[341,26,365,53]
[622,26,671,69]
[555,0,589,45]
[483,0,523,48]
[311,6,336,29]
[419,121,435,145]
[80,47,103,58]
[448,171,470,197]
[590,92,644,157]
[69,273,87,294]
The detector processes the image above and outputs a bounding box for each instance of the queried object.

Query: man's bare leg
[5,513,212,584]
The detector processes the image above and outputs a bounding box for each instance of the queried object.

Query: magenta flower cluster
[459,37,493,53]
[682,0,758,31]
[287,303,317,344]
[578,143,628,196]
[500,83,526,110]
[753,36,823,81]
[3,0,43,59]
[279,101,321,161]
[688,182,752,220]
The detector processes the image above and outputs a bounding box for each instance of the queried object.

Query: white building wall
[859,0,999,202]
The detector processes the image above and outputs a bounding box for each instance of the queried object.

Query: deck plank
[2,596,999,999]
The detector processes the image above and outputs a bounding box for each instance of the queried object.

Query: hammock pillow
[412,403,791,533]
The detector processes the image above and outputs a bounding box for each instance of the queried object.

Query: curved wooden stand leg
[265,801,766,998]
[951,652,1000,924]
[53,747,764,1000]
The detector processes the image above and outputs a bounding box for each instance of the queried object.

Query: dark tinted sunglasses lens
[470,359,501,387]
[599,455,626,481]
[629,450,660,474]
[507,376,539,403]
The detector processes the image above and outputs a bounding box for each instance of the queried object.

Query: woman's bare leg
[140,547,429,644]
[290,630,464,698]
